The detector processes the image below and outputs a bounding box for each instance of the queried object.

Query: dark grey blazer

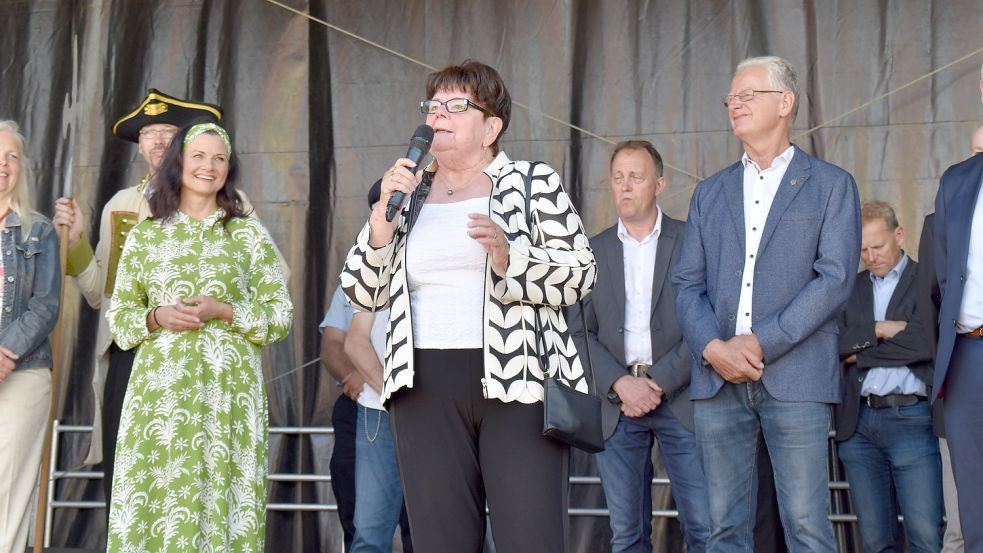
[834,256,935,441]
[570,215,694,437]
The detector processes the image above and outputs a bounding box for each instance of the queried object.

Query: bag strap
[521,163,597,397]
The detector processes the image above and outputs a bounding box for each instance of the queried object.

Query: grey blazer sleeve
[568,295,625,402]
[648,339,692,401]
[672,181,723,361]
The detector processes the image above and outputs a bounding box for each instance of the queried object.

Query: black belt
[863,394,925,409]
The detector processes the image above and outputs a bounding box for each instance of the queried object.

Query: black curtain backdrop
[1,0,980,551]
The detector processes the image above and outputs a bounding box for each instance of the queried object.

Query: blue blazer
[933,152,983,398]
[671,145,861,403]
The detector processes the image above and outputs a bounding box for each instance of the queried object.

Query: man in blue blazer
[672,56,860,552]
[932,62,983,553]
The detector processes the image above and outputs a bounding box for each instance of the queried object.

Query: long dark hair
[148,121,246,227]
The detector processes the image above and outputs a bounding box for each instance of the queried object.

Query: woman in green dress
[107,122,292,552]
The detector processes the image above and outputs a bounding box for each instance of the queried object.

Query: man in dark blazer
[835,201,942,553]
[571,140,709,553]
[672,56,860,552]
[932,62,983,553]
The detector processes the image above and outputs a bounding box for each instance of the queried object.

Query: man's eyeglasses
[420,98,493,116]
[721,89,784,107]
[139,128,177,140]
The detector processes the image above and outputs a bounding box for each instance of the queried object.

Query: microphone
[385,124,434,222]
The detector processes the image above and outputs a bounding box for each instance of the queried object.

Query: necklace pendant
[446,188,453,195]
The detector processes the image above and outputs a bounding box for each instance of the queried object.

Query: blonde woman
[0,120,61,553]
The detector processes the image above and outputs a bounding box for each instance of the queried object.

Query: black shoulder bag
[520,162,604,453]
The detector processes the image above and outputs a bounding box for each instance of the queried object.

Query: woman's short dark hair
[148,120,246,227]
[426,60,511,154]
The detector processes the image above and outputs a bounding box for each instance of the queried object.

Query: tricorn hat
[112,88,222,143]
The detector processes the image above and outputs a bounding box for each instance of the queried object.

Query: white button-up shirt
[957,173,983,332]
[618,209,662,365]
[735,146,795,336]
[861,255,926,396]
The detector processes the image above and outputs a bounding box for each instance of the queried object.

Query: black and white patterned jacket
[340,152,597,404]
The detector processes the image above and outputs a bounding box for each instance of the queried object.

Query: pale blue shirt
[861,255,927,397]
[320,285,355,333]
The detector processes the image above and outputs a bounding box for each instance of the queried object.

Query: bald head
[973,124,983,154]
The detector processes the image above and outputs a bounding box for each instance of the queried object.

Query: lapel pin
[789,178,798,185]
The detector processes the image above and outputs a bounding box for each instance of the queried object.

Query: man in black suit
[571,140,710,553]
[835,201,943,552]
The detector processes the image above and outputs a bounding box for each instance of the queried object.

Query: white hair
[736,56,800,121]
[0,120,33,229]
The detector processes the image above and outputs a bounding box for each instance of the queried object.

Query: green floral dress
[106,211,292,553]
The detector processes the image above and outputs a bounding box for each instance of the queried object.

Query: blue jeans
[837,400,943,553]
[351,406,406,553]
[595,406,711,553]
[695,381,836,553]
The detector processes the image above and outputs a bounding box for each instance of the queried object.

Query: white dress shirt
[957,173,983,332]
[861,255,927,397]
[735,146,795,336]
[618,209,662,365]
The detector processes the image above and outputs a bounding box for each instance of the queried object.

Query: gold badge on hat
[144,102,169,116]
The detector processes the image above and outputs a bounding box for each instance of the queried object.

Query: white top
[957,174,983,332]
[406,196,489,348]
[862,255,926,396]
[357,309,389,411]
[618,209,662,365]
[736,146,795,336]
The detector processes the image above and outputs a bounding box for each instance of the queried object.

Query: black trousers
[330,394,358,551]
[101,344,135,518]
[389,349,569,553]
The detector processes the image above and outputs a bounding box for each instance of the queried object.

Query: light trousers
[0,368,51,553]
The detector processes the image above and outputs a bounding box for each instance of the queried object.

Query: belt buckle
[864,395,875,408]
[629,364,650,378]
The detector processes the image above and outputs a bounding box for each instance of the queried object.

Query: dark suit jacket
[934,152,983,397]
[569,215,694,437]
[834,256,935,441]
[918,213,946,437]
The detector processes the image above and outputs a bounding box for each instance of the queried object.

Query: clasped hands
[148,295,232,332]
[702,334,765,384]
[612,374,664,418]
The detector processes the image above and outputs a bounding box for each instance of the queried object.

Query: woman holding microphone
[341,60,596,553]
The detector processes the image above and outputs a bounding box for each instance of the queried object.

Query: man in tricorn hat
[53,89,258,513]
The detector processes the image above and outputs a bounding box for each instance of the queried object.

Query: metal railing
[41,422,863,546]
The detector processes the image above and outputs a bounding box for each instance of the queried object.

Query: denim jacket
[0,210,60,371]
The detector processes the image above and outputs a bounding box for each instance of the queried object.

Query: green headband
[183,123,232,158]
